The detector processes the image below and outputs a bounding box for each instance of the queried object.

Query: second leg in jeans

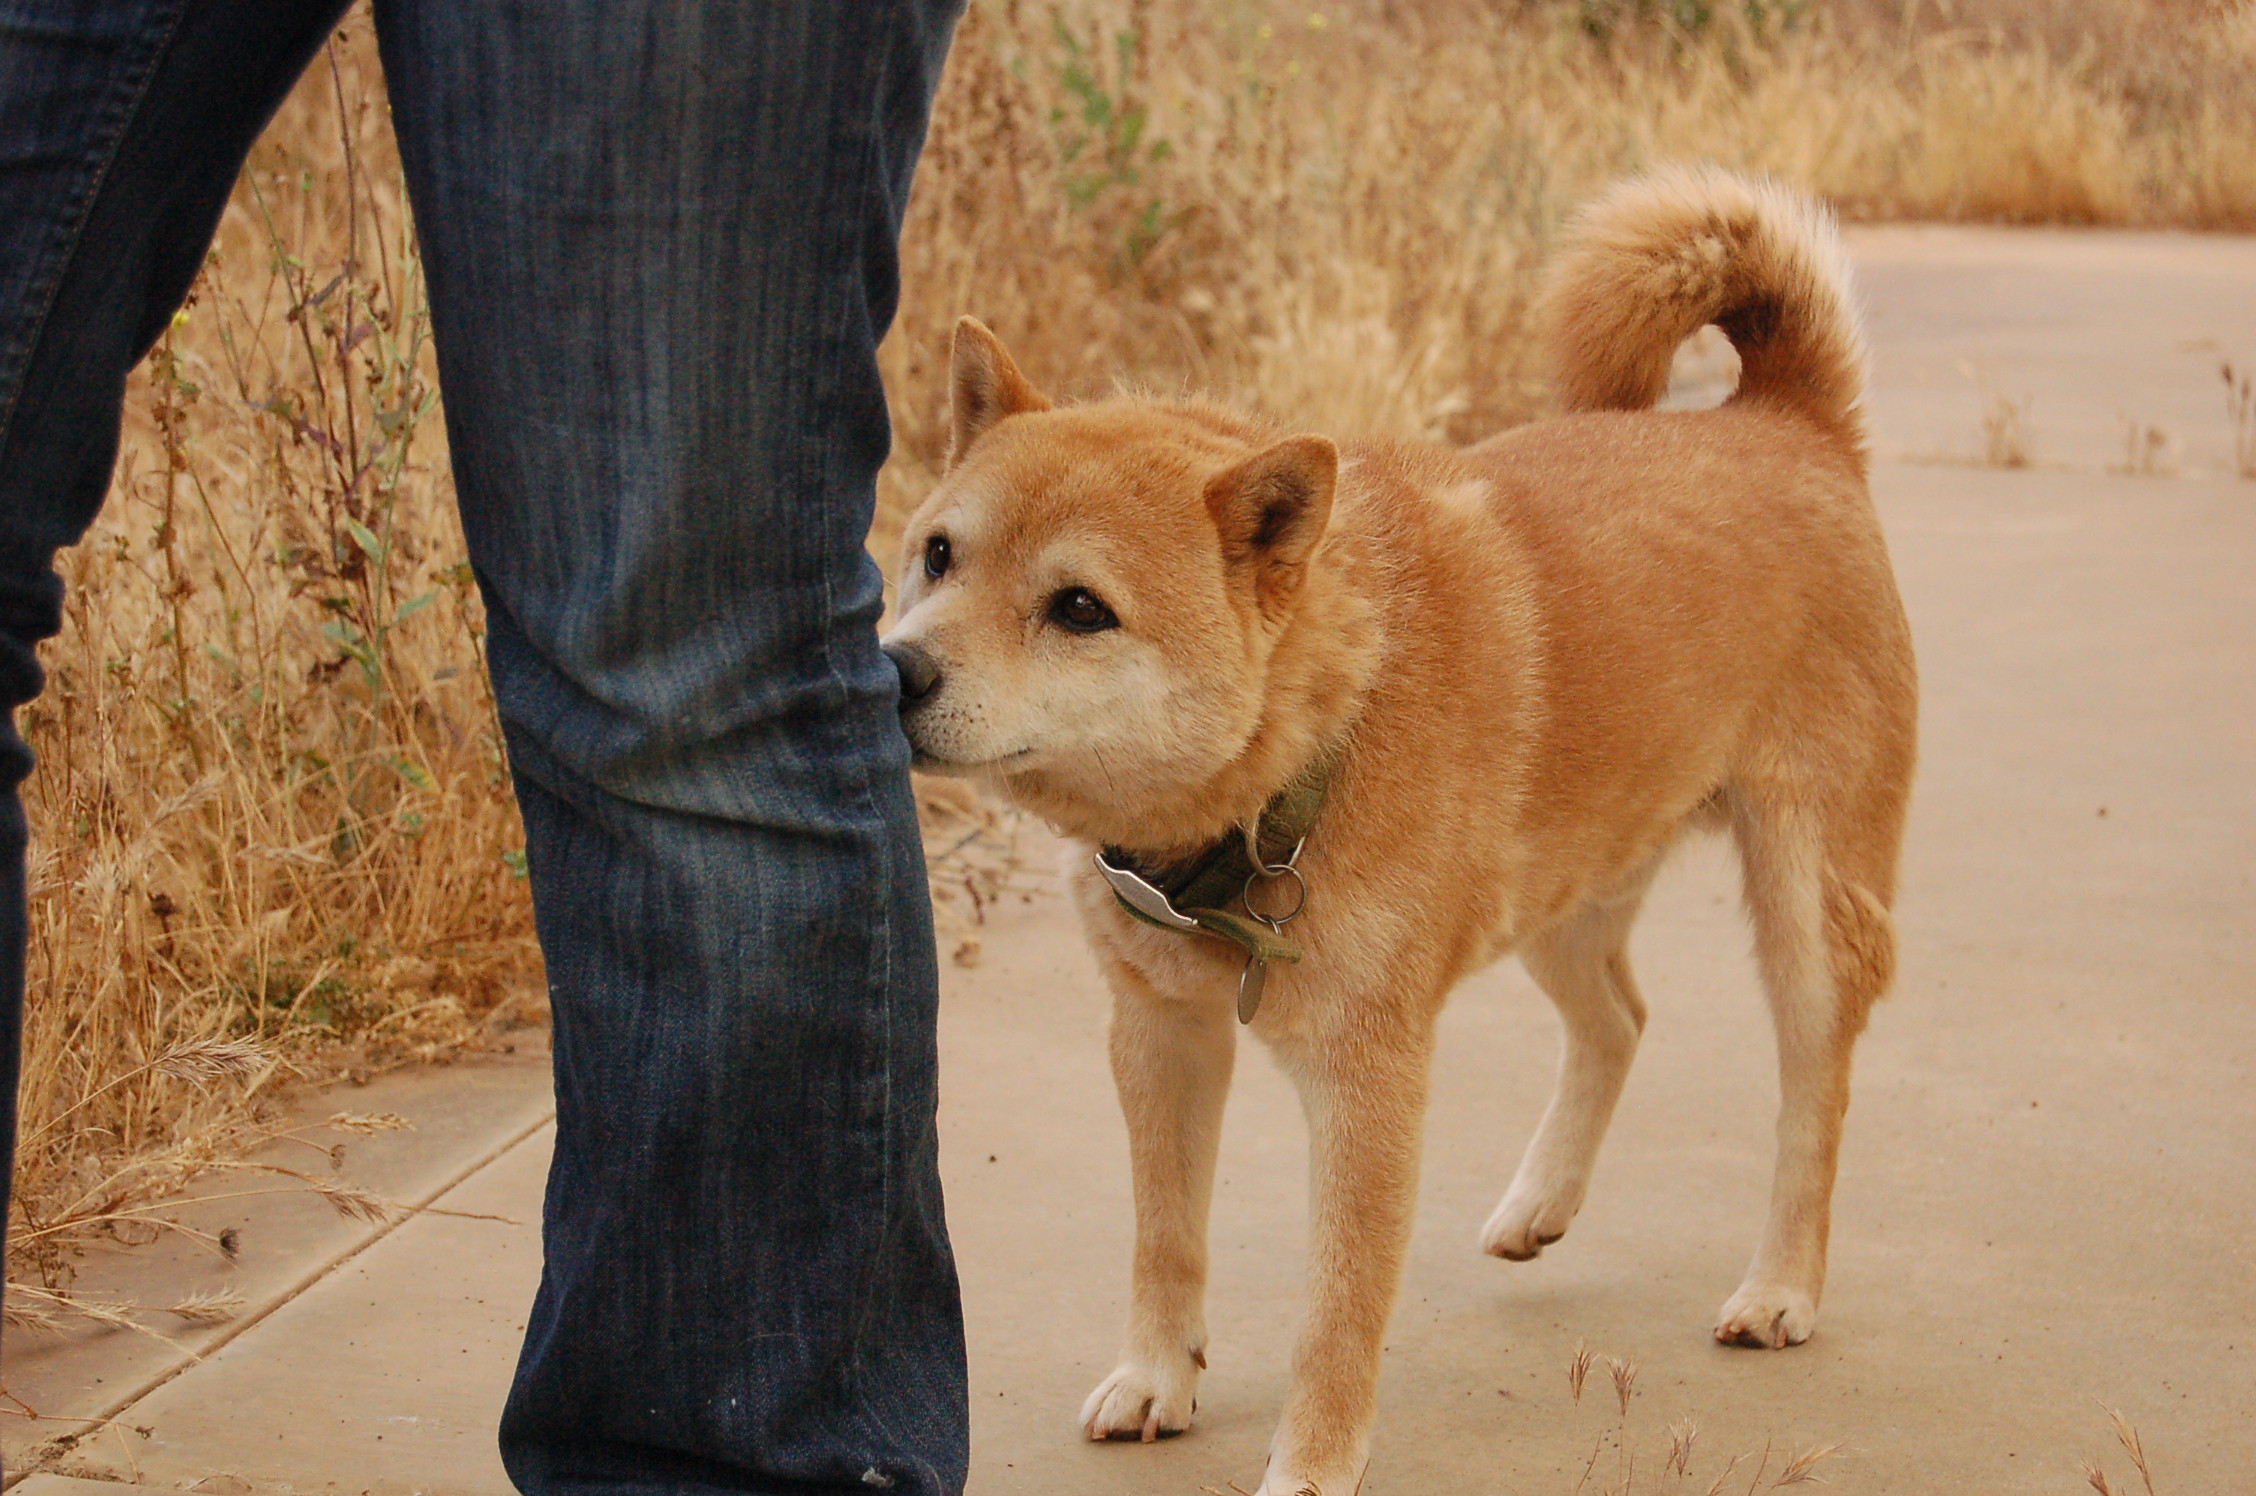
[373,1,968,1490]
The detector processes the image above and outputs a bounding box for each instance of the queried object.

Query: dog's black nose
[883,641,942,704]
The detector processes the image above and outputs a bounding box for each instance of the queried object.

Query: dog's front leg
[1082,968,1237,1442]
[1261,1017,1436,1496]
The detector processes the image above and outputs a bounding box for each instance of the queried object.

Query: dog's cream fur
[883,166,1916,1496]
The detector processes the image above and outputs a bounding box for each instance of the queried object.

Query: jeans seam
[810,9,908,1464]
[0,0,192,454]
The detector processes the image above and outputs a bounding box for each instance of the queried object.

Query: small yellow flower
[1256,22,1274,39]
[1307,12,1328,29]
[170,308,192,329]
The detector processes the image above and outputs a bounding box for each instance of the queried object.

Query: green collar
[1095,742,1341,971]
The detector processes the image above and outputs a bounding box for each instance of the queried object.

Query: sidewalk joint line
[3,1106,557,1490]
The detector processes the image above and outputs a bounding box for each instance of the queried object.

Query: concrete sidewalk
[7,228,2253,1495]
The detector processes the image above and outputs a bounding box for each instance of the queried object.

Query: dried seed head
[1606,1355,1637,1416]
[325,1110,411,1135]
[314,1181,394,1223]
[1567,1341,1593,1404]
[6,1287,138,1334]
[166,1289,248,1325]
[152,1037,273,1087]
[2103,1407,2155,1496]
[2,1296,66,1334]
[1773,1441,1842,1486]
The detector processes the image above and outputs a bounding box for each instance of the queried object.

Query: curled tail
[1539,165,1867,446]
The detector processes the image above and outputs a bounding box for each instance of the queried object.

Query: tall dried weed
[10,20,534,1293]
[2223,360,2256,479]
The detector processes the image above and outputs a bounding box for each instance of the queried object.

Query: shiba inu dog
[882,165,1916,1496]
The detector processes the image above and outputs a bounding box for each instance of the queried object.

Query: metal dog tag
[1093,853,1202,932]
[1237,956,1267,1024]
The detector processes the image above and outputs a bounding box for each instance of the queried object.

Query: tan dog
[882,165,1915,1496]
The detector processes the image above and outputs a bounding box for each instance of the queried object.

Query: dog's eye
[1048,587,1118,634]
[923,534,951,580]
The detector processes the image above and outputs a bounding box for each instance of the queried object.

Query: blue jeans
[0,2,967,1491]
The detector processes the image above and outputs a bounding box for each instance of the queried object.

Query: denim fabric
[0,2,967,1491]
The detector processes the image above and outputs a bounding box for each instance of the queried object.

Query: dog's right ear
[949,317,1050,468]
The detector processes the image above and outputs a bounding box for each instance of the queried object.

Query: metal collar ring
[1243,861,1307,929]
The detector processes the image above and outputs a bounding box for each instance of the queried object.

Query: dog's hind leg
[1715,788,1898,1348]
[1480,858,1661,1261]
[1082,969,1237,1441]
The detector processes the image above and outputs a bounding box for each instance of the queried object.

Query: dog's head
[881,318,1337,826]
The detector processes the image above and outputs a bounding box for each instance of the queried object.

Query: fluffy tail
[1538,165,1867,444]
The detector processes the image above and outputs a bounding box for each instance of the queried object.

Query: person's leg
[0,0,353,1379]
[370,2,967,1491]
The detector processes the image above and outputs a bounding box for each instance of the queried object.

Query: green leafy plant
[1579,0,1812,44]
[1045,18,1176,268]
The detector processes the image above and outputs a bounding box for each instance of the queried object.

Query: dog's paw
[1713,1282,1817,1348]
[1478,1184,1578,1261]
[1080,1351,1202,1443]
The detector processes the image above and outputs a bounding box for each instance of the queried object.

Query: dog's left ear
[1205,435,1337,616]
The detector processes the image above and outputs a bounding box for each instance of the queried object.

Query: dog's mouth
[907,745,1037,776]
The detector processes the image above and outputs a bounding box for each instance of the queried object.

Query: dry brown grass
[1557,1341,1840,1494]
[13,0,2256,1302]
[7,20,544,1300]
[2082,1405,2162,1496]
[874,0,2256,540]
